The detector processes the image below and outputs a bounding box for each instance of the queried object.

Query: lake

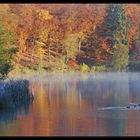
[0,72,140,136]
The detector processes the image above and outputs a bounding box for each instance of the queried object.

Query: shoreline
[7,69,140,81]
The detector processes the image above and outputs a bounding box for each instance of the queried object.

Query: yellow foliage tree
[34,9,53,21]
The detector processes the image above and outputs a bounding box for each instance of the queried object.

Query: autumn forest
[1,4,140,136]
[1,4,140,77]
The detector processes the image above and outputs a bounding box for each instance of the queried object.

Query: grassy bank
[7,63,130,80]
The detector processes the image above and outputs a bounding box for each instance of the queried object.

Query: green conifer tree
[97,4,129,71]
[129,25,140,71]
[0,20,17,79]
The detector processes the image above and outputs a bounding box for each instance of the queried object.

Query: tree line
[0,4,140,77]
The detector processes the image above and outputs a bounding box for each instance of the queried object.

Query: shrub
[91,65,106,72]
[80,63,89,72]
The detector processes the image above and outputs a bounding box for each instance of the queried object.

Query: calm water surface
[0,72,140,136]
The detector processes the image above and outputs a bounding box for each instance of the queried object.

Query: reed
[0,79,33,109]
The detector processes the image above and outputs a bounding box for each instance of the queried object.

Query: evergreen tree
[97,4,129,71]
[111,4,129,71]
[0,20,17,79]
[134,30,140,64]
[129,25,140,71]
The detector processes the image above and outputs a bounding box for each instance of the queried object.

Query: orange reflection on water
[12,77,98,136]
[1,73,140,136]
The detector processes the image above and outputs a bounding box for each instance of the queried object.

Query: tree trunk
[48,45,51,64]
[78,40,81,52]
[30,46,35,67]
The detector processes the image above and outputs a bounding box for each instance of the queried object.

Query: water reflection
[1,72,140,136]
[0,101,30,124]
[76,72,129,136]
[0,98,33,136]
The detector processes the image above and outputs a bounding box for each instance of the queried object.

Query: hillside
[1,4,140,74]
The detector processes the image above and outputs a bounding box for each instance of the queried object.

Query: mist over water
[0,72,140,136]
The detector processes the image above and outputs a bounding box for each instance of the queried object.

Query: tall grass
[0,79,33,109]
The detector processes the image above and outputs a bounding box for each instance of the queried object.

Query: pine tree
[129,25,140,71]
[97,4,129,71]
[134,28,140,64]
[111,4,129,71]
[0,20,17,79]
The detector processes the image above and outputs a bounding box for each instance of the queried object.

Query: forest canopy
[0,4,140,74]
